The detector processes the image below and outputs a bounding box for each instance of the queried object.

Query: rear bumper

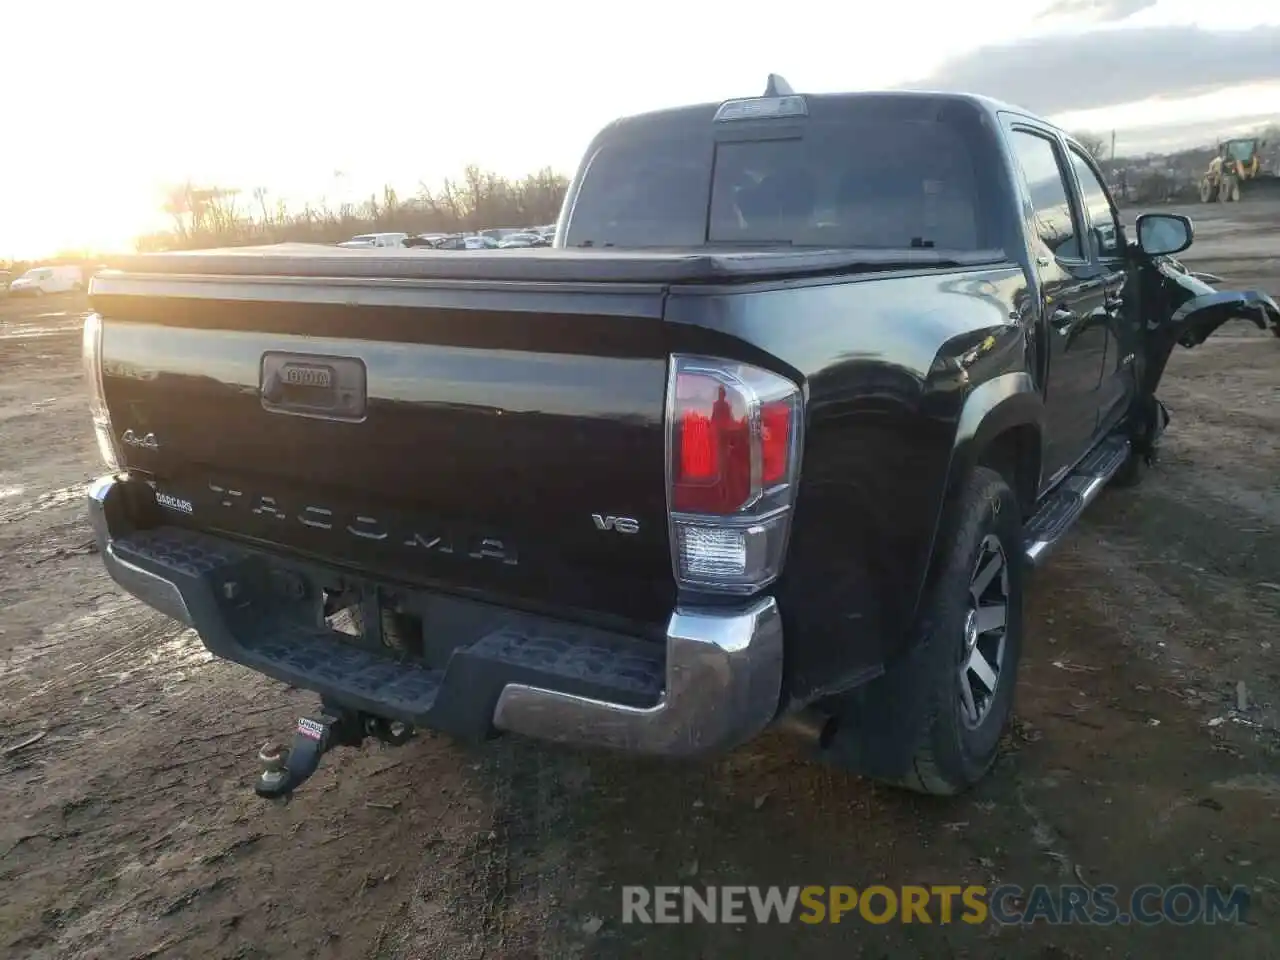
[88,474,784,757]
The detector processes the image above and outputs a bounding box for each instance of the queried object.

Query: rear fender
[908,372,1042,619]
[949,372,1044,503]
[821,373,1042,780]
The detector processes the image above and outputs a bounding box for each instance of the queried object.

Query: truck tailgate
[92,282,676,628]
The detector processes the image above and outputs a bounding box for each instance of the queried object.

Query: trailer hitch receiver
[254,705,413,799]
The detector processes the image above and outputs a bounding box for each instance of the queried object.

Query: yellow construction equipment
[1199,137,1279,202]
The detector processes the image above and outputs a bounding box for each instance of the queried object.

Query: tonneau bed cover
[101,242,1007,286]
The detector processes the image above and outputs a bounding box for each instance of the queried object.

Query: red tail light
[678,408,719,482]
[666,356,803,594]
[760,401,791,485]
[672,371,752,514]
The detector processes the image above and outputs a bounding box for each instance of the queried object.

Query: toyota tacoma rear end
[85,78,1279,798]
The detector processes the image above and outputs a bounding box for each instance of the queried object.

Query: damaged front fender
[1158,255,1222,287]
[1139,260,1280,398]
[1154,259,1280,347]
[1126,258,1280,459]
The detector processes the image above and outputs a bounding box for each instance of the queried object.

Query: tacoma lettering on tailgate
[202,481,518,565]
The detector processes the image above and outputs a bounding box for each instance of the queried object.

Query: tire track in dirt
[1080,474,1280,741]
[0,483,93,525]
[1,582,499,960]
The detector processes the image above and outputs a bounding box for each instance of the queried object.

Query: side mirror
[1136,213,1193,256]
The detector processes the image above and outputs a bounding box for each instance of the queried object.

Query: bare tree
[253,187,272,227]
[1072,131,1109,162]
[143,165,571,252]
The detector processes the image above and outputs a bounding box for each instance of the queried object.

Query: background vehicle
[403,233,450,248]
[83,82,1280,801]
[1199,137,1280,202]
[497,232,548,248]
[428,235,467,250]
[8,264,83,296]
[337,232,409,249]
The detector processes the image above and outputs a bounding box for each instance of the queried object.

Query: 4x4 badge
[121,429,159,450]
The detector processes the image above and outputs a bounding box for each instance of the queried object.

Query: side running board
[1022,435,1131,567]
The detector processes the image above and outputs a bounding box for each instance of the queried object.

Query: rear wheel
[831,467,1023,795]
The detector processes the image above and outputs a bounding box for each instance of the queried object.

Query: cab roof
[602,85,1051,137]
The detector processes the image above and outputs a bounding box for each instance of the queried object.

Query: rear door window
[1008,130,1083,262]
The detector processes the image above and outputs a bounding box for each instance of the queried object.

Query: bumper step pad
[109,527,663,738]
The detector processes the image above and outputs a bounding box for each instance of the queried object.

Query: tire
[1199,179,1215,203]
[829,467,1024,796]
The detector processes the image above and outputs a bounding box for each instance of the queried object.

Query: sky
[1,0,1277,259]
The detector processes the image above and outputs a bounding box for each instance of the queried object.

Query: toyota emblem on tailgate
[281,364,333,388]
[259,351,368,423]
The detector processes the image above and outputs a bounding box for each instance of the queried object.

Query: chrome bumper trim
[492,597,784,756]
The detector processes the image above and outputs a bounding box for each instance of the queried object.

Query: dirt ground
[2,207,1279,959]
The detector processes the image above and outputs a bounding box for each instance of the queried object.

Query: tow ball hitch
[254,703,414,799]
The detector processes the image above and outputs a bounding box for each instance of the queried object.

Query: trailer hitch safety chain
[254,703,415,799]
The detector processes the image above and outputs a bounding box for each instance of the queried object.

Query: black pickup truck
[85,79,1280,797]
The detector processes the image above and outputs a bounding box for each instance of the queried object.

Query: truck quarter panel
[665,263,1031,706]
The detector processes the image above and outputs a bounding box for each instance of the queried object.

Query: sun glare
[2,145,166,261]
